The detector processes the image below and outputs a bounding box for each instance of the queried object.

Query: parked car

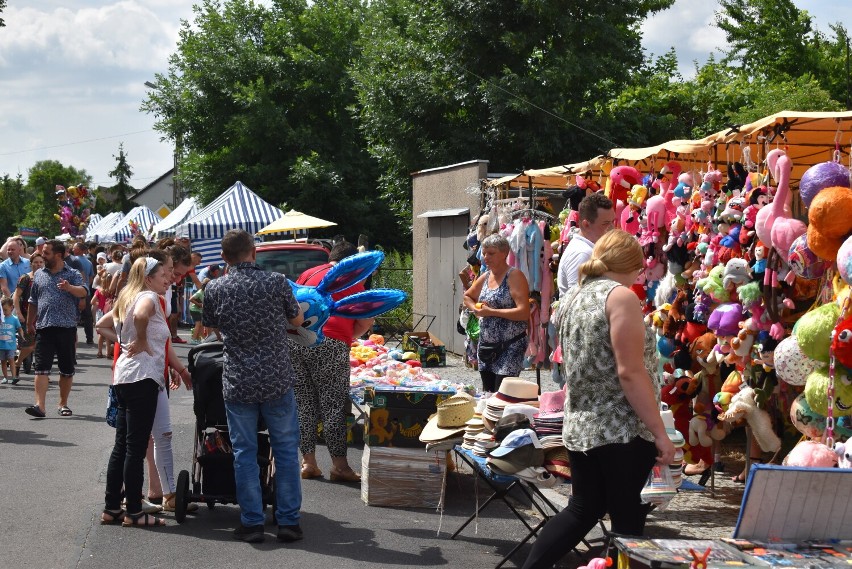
[254,240,329,280]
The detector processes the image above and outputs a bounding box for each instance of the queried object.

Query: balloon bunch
[54,184,95,237]
[128,219,142,240]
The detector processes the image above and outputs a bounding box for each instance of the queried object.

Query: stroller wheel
[175,470,190,523]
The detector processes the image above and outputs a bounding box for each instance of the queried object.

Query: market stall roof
[85,211,124,241]
[96,205,162,243]
[177,181,283,240]
[151,196,199,238]
[417,207,470,218]
[256,210,337,235]
[86,213,103,230]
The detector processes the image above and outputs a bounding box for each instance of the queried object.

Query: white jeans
[152,388,175,494]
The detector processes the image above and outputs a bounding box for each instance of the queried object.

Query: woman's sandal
[122,512,166,528]
[733,456,764,483]
[100,509,125,525]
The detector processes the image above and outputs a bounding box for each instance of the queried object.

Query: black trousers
[522,436,658,569]
[104,378,159,514]
[479,370,509,393]
[80,295,93,343]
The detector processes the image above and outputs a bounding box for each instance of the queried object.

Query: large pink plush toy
[754,149,790,247]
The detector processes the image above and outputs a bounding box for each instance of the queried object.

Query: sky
[1,0,851,191]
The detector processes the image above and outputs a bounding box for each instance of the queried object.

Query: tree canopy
[20,160,92,238]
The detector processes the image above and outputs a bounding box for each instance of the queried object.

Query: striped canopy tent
[85,213,103,232]
[176,181,283,266]
[96,205,162,243]
[85,211,124,241]
[151,197,199,239]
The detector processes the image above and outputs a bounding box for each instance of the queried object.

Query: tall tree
[107,142,136,213]
[142,0,403,249]
[19,160,92,237]
[350,0,675,223]
[715,0,819,79]
[0,0,6,28]
[0,174,24,238]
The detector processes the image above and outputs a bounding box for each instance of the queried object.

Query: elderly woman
[522,230,675,569]
[96,256,192,527]
[463,234,530,393]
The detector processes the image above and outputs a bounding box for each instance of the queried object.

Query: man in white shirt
[556,193,616,295]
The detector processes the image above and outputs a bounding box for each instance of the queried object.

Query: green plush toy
[796,302,841,363]
[804,365,852,417]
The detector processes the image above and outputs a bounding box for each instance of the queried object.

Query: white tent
[85,211,124,241]
[151,197,199,239]
[176,181,283,266]
[93,206,162,243]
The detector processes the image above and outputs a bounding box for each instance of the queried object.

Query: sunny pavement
[0,334,745,569]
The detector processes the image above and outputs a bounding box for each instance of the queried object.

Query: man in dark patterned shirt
[203,229,304,544]
[24,239,87,419]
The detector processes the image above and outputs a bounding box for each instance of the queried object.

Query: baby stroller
[173,342,276,523]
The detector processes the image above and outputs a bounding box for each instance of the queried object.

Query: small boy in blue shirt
[0,296,22,384]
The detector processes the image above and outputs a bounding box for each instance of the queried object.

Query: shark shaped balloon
[286,250,407,346]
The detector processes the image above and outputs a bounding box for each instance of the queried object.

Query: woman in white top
[96,256,191,527]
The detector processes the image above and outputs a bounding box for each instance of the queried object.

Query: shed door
[425,215,468,355]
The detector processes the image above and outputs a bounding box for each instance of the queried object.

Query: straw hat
[483,378,539,422]
[543,446,571,480]
[419,398,475,442]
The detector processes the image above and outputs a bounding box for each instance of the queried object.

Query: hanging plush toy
[286,251,408,346]
[719,386,782,452]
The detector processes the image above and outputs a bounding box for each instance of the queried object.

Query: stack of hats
[472,431,497,457]
[486,428,556,487]
[419,392,476,446]
[482,378,540,427]
[534,389,565,448]
[461,402,486,451]
[660,404,685,489]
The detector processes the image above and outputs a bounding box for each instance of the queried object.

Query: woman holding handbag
[96,256,191,527]
[463,234,531,393]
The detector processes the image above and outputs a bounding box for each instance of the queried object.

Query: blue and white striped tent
[85,211,124,241]
[97,205,162,243]
[151,197,199,239]
[85,213,103,231]
[176,181,283,266]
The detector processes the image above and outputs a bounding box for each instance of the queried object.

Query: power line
[0,129,154,157]
[460,66,621,149]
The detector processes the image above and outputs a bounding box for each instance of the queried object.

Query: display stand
[451,446,598,569]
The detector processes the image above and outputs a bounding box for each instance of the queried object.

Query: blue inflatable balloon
[286,251,408,346]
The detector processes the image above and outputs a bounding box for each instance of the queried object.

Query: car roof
[255,239,329,251]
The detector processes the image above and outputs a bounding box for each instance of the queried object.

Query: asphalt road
[1,336,567,569]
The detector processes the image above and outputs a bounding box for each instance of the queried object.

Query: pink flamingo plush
[769,155,806,263]
[754,149,789,246]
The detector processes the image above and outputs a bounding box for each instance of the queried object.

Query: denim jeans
[104,378,160,514]
[225,388,302,527]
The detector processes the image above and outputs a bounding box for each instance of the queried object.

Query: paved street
[1,336,744,568]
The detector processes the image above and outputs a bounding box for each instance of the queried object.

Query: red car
[254,240,329,280]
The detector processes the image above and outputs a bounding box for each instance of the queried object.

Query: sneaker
[172,336,187,344]
[141,499,163,514]
[10,377,19,385]
[234,524,265,543]
[1,378,7,384]
[188,339,200,345]
[277,524,303,543]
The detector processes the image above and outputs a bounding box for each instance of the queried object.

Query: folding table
[451,445,598,569]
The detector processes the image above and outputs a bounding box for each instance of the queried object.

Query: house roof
[131,168,174,201]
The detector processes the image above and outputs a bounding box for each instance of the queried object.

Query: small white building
[131,169,177,218]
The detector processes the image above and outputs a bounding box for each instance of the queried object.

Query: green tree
[350,0,675,224]
[142,0,404,249]
[20,160,92,237]
[0,0,6,28]
[715,0,819,79]
[107,142,137,213]
[0,174,24,238]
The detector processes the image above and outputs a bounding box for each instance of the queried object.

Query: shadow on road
[0,429,77,447]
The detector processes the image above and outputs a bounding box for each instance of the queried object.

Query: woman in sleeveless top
[463,234,530,393]
[523,230,675,569]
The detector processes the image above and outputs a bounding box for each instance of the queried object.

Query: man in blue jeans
[202,229,304,544]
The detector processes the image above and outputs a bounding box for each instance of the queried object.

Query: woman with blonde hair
[523,229,675,569]
[96,256,192,527]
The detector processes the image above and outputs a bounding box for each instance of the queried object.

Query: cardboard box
[363,405,433,448]
[361,446,446,508]
[402,332,447,367]
[364,386,455,410]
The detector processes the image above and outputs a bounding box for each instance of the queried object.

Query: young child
[0,296,22,384]
[93,271,113,358]
[188,278,209,344]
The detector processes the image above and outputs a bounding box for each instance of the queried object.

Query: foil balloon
[788,233,831,280]
[799,161,851,207]
[790,393,852,442]
[774,335,820,386]
[286,251,408,347]
[838,235,852,285]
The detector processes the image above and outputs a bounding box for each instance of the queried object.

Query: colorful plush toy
[804,366,852,417]
[754,149,789,247]
[784,440,838,468]
[579,557,612,569]
[836,441,852,468]
[796,302,841,363]
[774,334,821,386]
[807,186,852,261]
[719,386,782,452]
[287,251,408,346]
[832,312,852,369]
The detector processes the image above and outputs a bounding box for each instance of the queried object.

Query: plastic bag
[640,464,676,511]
